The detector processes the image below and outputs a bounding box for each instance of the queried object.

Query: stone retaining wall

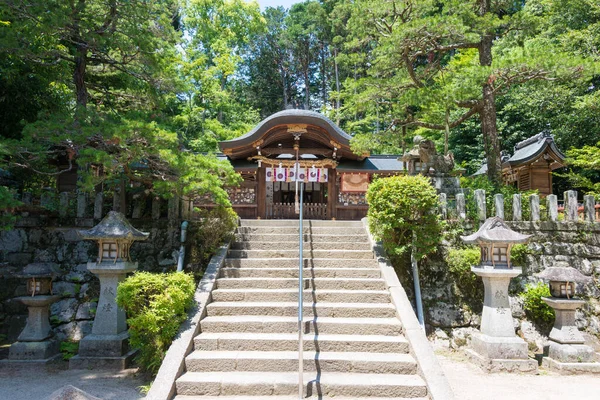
[0,219,181,343]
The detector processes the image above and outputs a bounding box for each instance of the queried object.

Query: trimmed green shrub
[187,206,237,276]
[367,175,442,261]
[445,247,482,303]
[117,271,196,374]
[521,282,555,326]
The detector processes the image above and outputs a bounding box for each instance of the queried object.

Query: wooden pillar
[257,167,266,219]
[327,168,337,220]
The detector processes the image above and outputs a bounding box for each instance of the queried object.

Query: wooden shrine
[218,110,405,220]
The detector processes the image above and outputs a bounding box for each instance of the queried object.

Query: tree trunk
[478,0,501,185]
[334,47,341,124]
[321,42,327,107]
[304,67,310,109]
[281,67,288,109]
[73,43,88,108]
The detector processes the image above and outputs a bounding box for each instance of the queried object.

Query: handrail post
[298,181,304,399]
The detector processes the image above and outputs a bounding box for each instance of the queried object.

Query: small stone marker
[529,194,540,222]
[456,193,466,220]
[583,195,595,223]
[494,194,504,220]
[564,190,578,221]
[439,193,447,220]
[547,194,558,222]
[474,189,486,222]
[512,194,522,222]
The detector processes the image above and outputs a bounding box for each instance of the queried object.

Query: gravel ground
[0,361,146,400]
[1,351,599,399]
[438,350,600,400]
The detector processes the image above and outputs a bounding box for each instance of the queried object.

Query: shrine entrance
[216,110,405,220]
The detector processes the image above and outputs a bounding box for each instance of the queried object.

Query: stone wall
[0,218,181,343]
[412,190,600,353]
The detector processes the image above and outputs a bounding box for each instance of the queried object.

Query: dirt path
[0,362,145,400]
[438,350,600,400]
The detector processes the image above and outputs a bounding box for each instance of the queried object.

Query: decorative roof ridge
[514,131,552,151]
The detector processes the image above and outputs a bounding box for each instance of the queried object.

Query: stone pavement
[438,350,600,400]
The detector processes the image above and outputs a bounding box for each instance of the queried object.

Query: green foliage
[367,175,442,261]
[445,247,483,304]
[187,206,238,275]
[521,282,555,326]
[0,185,21,230]
[59,341,79,361]
[116,272,196,375]
[510,244,539,267]
[460,176,539,221]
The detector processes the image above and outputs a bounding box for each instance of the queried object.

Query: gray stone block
[471,332,529,360]
[78,332,130,358]
[9,338,59,360]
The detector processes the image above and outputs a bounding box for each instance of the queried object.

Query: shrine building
[217,110,405,220]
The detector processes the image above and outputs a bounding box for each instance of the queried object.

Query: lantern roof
[461,217,531,244]
[78,211,149,241]
[536,267,592,283]
[16,262,60,279]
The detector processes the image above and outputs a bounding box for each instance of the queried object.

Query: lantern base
[8,338,60,361]
[466,333,538,373]
[542,356,600,375]
[547,341,595,363]
[70,331,135,370]
[69,349,137,371]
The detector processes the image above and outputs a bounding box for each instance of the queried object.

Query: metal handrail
[297,181,304,399]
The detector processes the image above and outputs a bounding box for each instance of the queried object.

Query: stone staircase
[173,219,429,399]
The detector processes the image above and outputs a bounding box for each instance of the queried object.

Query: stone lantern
[536,267,600,373]
[461,217,538,372]
[69,211,148,370]
[8,263,61,363]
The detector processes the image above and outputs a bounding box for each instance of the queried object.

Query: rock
[54,320,93,341]
[510,296,525,318]
[450,327,478,349]
[427,303,471,328]
[53,281,80,297]
[50,298,78,323]
[581,258,594,275]
[75,302,97,320]
[3,298,27,314]
[518,320,547,354]
[48,385,101,400]
[6,252,33,265]
[0,229,26,252]
[65,271,89,283]
[431,328,451,350]
[33,248,56,263]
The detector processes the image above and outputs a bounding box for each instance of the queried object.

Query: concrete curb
[361,217,454,400]
[144,242,230,400]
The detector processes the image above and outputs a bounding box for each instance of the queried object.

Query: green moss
[59,340,79,361]
[445,247,483,305]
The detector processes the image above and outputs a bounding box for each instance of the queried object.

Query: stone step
[216,277,387,290]
[227,249,374,259]
[200,315,402,336]
[234,233,370,243]
[206,302,397,318]
[175,371,427,398]
[240,219,364,227]
[224,258,380,269]
[175,396,429,400]
[219,267,382,279]
[236,226,367,235]
[194,332,410,353]
[185,350,417,375]
[211,288,391,303]
[231,241,372,250]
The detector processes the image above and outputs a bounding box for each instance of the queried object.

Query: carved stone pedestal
[69,262,137,370]
[466,267,538,373]
[6,295,61,364]
[541,297,600,374]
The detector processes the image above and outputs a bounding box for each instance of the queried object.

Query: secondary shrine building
[218,110,404,220]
